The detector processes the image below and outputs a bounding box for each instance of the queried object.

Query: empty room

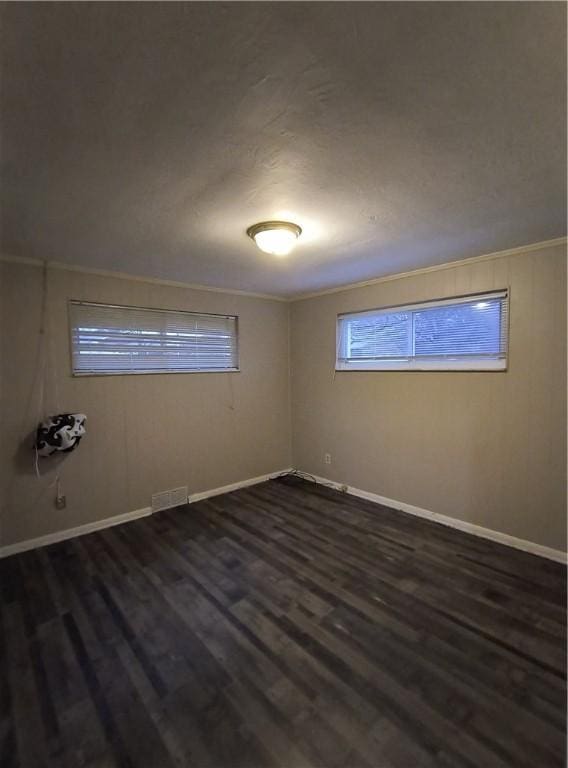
[0,2,566,767]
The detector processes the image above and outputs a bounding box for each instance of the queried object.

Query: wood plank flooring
[0,476,566,768]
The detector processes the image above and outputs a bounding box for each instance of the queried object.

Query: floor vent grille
[152,486,188,513]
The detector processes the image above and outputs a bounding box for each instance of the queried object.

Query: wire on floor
[274,469,339,491]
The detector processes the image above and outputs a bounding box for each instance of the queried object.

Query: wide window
[336,290,508,371]
[69,301,238,375]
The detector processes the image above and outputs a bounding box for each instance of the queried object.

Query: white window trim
[71,368,240,377]
[337,358,507,372]
[336,289,509,373]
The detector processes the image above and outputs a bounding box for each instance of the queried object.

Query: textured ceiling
[1,2,566,297]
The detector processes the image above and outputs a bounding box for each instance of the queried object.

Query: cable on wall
[31,263,86,511]
[33,261,50,477]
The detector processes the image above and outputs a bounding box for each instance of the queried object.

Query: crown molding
[0,254,288,303]
[2,236,565,303]
[291,236,568,302]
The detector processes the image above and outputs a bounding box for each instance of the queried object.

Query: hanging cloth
[35,413,87,457]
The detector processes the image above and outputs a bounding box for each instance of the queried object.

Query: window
[336,290,508,371]
[69,301,238,375]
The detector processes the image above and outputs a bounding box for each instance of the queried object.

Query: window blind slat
[69,302,238,374]
[336,290,508,371]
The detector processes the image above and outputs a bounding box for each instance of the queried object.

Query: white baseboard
[187,468,293,503]
[4,467,563,565]
[0,506,153,560]
[0,468,293,559]
[301,472,567,564]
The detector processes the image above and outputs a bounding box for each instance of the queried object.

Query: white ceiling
[1,2,566,298]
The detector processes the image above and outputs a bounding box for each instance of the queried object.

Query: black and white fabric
[36,413,87,457]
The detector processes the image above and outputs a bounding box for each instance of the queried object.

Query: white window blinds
[336,290,508,371]
[69,301,238,375]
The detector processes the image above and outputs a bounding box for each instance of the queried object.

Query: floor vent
[152,486,188,513]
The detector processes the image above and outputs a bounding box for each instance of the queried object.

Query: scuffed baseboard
[4,467,563,565]
[0,506,152,559]
[0,468,292,559]
[187,468,293,503]
[301,472,567,565]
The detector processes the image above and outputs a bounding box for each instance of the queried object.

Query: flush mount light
[246,220,302,256]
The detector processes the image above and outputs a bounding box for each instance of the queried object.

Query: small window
[69,301,238,375]
[336,290,508,371]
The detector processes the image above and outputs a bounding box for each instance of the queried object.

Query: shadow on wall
[2,431,72,544]
[12,429,70,478]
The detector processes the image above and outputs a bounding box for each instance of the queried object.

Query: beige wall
[0,262,291,547]
[290,245,567,552]
[2,245,566,553]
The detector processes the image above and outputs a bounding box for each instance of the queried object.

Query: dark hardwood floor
[1,476,566,768]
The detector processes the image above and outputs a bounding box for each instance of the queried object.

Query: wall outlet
[324,453,332,465]
[55,495,66,510]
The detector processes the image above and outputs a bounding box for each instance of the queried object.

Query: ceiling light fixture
[246,220,302,256]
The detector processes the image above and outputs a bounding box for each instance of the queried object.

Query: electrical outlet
[55,495,66,510]
[324,453,332,465]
